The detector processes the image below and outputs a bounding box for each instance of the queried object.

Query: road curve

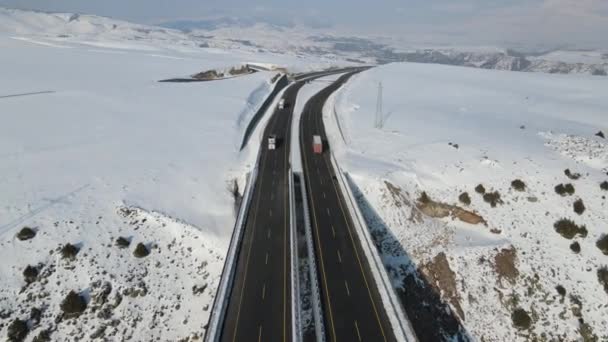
[299,71,397,342]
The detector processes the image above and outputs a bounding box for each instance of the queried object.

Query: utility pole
[375,82,383,129]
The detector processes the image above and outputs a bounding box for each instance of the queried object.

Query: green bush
[115,236,131,248]
[555,183,575,196]
[458,192,471,205]
[23,265,39,284]
[483,191,503,207]
[16,227,36,241]
[511,308,532,330]
[7,318,29,342]
[60,243,80,260]
[573,199,586,215]
[596,235,608,255]
[570,241,581,253]
[564,169,581,180]
[511,179,526,191]
[60,290,87,317]
[554,219,587,239]
[598,267,608,294]
[133,243,150,258]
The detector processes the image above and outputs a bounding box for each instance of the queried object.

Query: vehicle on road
[313,135,323,154]
[278,98,286,109]
[268,134,277,150]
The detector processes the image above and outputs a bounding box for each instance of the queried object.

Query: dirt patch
[421,252,465,320]
[493,247,519,285]
[416,192,486,225]
[384,181,423,223]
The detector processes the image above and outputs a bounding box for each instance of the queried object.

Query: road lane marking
[322,192,326,198]
[269,209,272,217]
[337,250,342,263]
[355,320,362,341]
[267,229,271,239]
[262,283,266,300]
[331,225,336,238]
[231,149,271,342]
[323,156,389,341]
[265,252,269,265]
[326,208,330,216]
[258,325,263,342]
[345,280,351,296]
[300,116,337,341]
[271,193,274,200]
[320,177,324,185]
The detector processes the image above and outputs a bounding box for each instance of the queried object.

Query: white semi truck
[268,135,277,150]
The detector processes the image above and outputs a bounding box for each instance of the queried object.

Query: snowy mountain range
[1,7,606,76]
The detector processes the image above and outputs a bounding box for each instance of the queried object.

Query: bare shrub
[23,265,39,284]
[7,318,29,342]
[475,184,486,194]
[601,181,608,191]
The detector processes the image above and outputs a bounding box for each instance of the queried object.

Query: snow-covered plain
[0,8,346,341]
[326,63,608,341]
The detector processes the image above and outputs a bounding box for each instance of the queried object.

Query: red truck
[313,135,323,154]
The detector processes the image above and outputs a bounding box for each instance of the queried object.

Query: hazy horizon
[1,0,607,50]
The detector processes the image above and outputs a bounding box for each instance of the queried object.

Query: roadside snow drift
[326,62,608,341]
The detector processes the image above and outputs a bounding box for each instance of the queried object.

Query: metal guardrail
[289,168,301,342]
[240,74,289,150]
[329,154,418,342]
[298,172,326,342]
[204,148,262,342]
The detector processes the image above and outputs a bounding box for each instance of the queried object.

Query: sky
[1,0,607,49]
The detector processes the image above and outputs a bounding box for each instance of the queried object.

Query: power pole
[375,82,383,129]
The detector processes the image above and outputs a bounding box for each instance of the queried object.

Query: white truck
[278,98,286,110]
[268,135,277,150]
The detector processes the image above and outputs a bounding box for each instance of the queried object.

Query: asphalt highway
[219,69,357,342]
[299,71,397,342]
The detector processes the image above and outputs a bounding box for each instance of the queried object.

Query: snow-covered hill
[326,63,608,341]
[0,7,345,341]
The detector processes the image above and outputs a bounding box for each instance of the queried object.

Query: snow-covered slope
[0,7,349,341]
[326,63,608,341]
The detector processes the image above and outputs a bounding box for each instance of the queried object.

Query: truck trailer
[268,135,277,150]
[313,135,322,154]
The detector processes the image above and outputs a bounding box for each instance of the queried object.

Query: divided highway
[218,70,355,342]
[299,71,397,342]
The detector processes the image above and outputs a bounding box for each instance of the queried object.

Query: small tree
[475,184,486,194]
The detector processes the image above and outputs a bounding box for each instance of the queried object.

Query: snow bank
[327,62,608,341]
